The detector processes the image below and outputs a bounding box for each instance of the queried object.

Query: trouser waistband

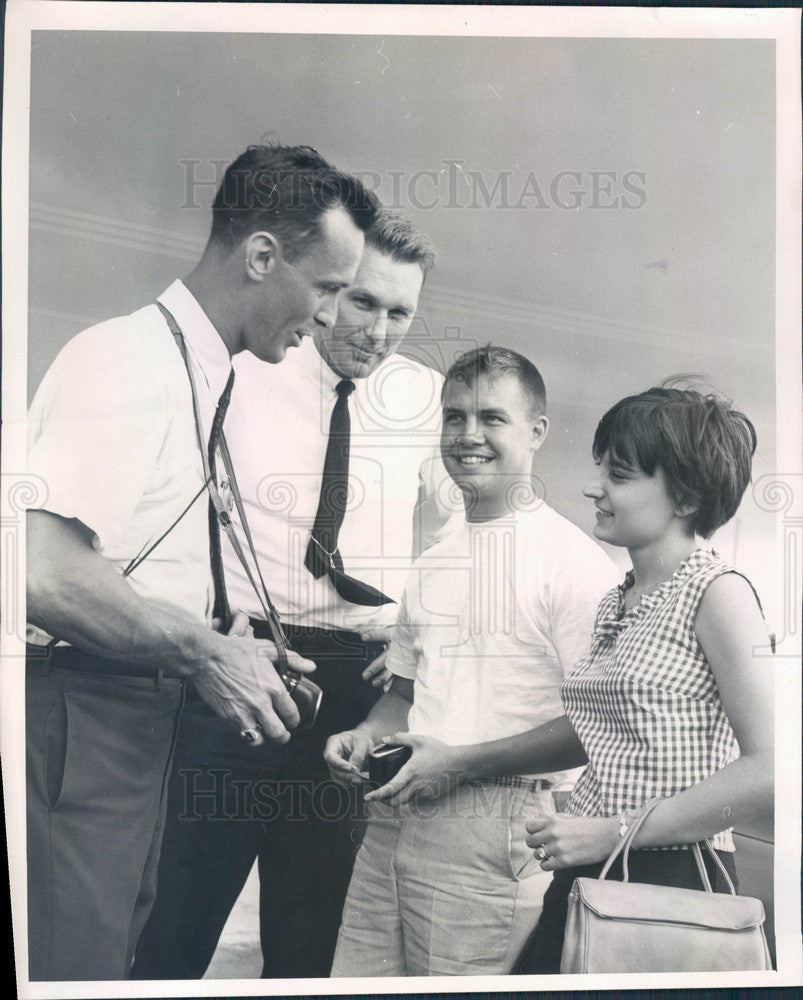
[26,643,181,687]
[470,777,553,792]
[248,619,387,658]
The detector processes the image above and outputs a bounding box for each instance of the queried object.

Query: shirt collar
[597,546,717,638]
[158,279,232,402]
[289,336,342,394]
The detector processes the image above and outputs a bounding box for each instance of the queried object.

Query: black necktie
[304,379,393,607]
[208,368,235,629]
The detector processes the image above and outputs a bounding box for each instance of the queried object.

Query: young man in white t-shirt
[324,345,618,976]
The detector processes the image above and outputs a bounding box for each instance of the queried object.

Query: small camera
[368,742,412,788]
[281,670,322,729]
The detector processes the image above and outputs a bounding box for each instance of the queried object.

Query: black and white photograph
[1,2,801,996]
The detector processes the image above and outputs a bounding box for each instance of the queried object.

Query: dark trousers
[515,844,739,974]
[130,626,384,980]
[25,649,184,981]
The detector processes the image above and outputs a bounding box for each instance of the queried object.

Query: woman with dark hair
[517,383,773,972]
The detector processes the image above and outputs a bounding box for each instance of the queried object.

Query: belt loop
[154,667,163,690]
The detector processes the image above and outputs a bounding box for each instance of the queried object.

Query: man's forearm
[355,683,412,744]
[27,509,224,677]
[451,715,587,782]
[27,509,319,744]
[30,583,225,678]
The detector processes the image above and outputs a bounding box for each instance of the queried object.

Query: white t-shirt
[27,280,231,632]
[386,504,620,779]
[224,337,456,631]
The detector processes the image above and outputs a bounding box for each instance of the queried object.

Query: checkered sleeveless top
[562,548,745,852]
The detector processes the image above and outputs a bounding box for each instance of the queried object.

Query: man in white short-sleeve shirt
[132,212,458,980]
[326,345,618,976]
[25,145,378,981]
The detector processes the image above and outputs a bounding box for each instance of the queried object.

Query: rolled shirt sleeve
[384,586,419,681]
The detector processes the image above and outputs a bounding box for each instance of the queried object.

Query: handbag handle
[599,798,662,882]
[691,841,737,895]
[598,798,737,896]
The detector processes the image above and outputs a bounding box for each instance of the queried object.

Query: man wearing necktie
[25,145,378,980]
[132,210,455,979]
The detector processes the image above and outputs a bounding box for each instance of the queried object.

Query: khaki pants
[331,781,555,977]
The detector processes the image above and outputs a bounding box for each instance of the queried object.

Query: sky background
[27,29,777,615]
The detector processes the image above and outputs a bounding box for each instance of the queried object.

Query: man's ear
[530,415,549,452]
[244,231,280,281]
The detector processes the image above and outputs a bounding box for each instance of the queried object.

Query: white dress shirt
[27,280,232,636]
[224,336,453,632]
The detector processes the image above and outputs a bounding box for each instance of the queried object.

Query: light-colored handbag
[560,799,772,974]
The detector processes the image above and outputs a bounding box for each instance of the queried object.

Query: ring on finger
[240,724,263,744]
[534,845,547,861]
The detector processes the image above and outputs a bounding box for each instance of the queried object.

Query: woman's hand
[525,813,621,870]
[364,733,462,806]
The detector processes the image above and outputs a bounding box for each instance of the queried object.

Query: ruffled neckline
[594,547,717,638]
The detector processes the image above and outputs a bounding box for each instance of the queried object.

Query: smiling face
[440,371,548,521]
[312,245,424,379]
[243,204,365,363]
[583,452,693,552]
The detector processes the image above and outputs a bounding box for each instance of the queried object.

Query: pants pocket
[507,788,555,881]
[43,680,69,809]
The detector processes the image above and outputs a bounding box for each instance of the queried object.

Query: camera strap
[121,481,208,580]
[155,301,291,669]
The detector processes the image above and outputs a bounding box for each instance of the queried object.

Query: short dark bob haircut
[593,382,757,539]
[442,345,547,416]
[209,144,378,259]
